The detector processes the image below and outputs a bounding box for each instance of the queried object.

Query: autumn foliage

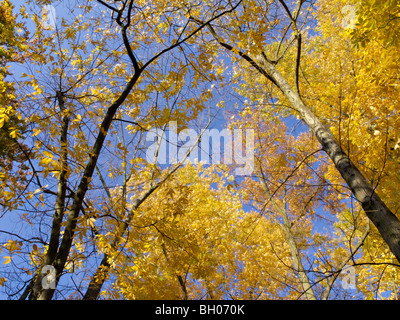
[1,0,400,300]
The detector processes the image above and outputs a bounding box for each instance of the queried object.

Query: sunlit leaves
[103,163,291,300]
[1,0,400,301]
[302,0,400,298]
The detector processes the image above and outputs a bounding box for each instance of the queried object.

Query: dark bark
[27,70,142,300]
[29,91,70,300]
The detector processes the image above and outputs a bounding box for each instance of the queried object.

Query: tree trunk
[257,173,317,300]
[261,59,400,263]
[206,21,400,262]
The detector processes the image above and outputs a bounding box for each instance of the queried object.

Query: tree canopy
[1,0,400,300]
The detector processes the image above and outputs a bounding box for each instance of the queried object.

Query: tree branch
[83,118,214,300]
[28,90,70,300]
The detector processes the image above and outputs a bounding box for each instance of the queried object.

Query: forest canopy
[1,0,400,300]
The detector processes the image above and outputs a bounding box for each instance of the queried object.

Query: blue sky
[0,0,372,300]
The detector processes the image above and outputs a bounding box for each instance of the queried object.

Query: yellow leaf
[32,128,41,137]
[9,129,20,139]
[0,278,7,286]
[87,217,96,228]
[3,256,12,265]
[42,151,53,158]
[73,114,82,123]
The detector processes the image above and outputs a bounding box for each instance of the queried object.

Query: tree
[1,0,243,300]
[98,163,292,300]
[0,0,32,211]
[228,107,372,299]
[192,0,400,264]
[2,0,400,300]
